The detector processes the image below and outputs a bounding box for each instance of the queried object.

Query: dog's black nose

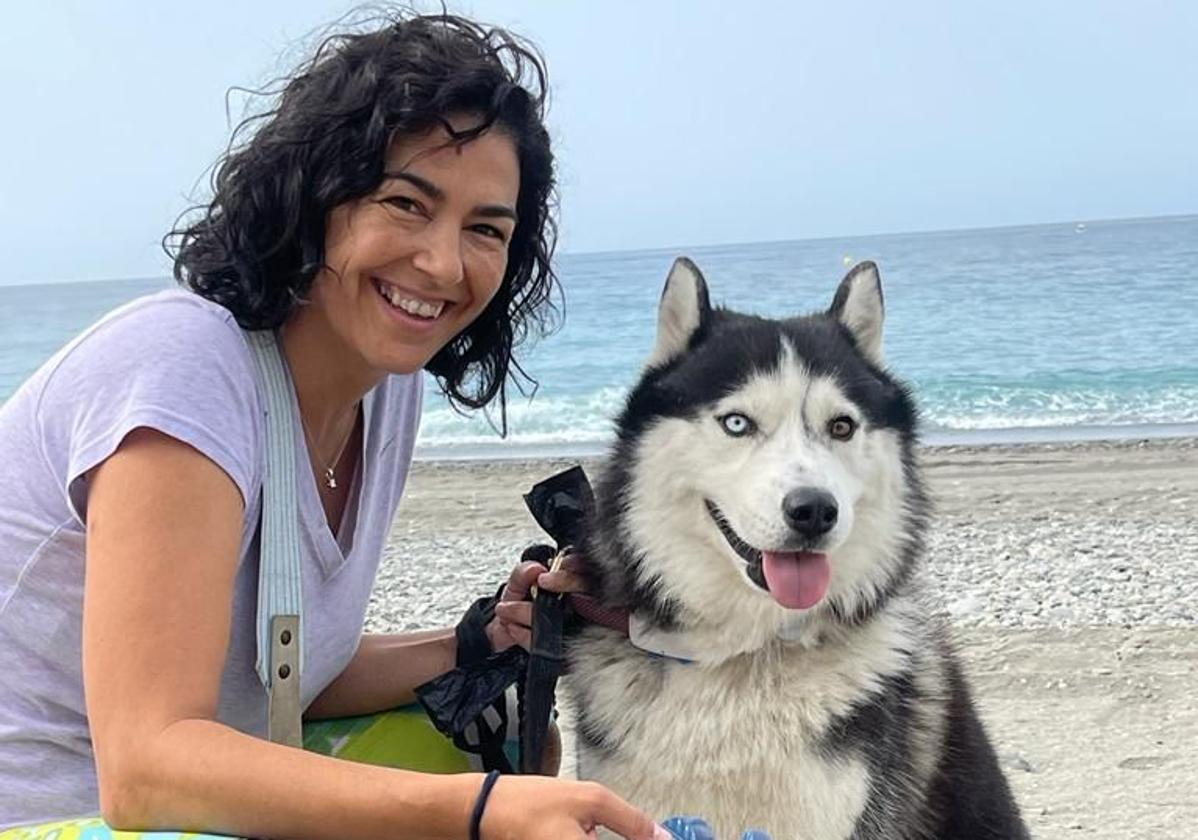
[782,488,839,539]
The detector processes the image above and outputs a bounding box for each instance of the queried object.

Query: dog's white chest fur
[566,619,911,840]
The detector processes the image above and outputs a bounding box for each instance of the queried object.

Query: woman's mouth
[373,278,448,321]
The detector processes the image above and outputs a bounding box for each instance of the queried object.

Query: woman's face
[306,118,521,378]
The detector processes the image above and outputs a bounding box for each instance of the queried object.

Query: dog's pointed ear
[647,257,711,368]
[829,261,885,365]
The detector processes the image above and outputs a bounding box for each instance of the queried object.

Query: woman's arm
[304,629,562,776]
[83,428,660,839]
[83,428,470,836]
[308,547,582,719]
[305,630,456,719]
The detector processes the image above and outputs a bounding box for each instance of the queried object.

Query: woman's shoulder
[29,289,267,511]
[44,289,256,392]
[73,287,249,357]
[10,289,247,400]
[12,288,258,416]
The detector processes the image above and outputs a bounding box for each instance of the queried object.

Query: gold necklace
[299,406,358,491]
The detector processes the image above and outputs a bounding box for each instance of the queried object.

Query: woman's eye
[828,415,858,441]
[718,412,756,438]
[470,223,508,243]
[383,195,424,215]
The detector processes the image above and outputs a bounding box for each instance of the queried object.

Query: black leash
[518,466,594,774]
[415,465,595,775]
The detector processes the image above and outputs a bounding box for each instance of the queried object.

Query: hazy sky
[1,1,1195,286]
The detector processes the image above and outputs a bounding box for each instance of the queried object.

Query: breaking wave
[416,373,1198,453]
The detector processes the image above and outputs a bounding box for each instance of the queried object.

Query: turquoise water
[3,215,1196,455]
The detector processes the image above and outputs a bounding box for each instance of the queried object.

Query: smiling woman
[170,14,559,429]
[0,9,664,840]
[307,121,520,383]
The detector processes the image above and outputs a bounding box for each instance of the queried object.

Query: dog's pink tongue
[762,551,831,610]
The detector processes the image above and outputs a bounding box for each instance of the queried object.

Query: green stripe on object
[0,819,236,840]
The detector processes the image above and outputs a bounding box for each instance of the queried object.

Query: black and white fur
[563,259,1028,839]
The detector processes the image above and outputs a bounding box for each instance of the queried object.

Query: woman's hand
[486,547,589,652]
[480,775,669,840]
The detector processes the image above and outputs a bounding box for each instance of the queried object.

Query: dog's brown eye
[829,416,857,441]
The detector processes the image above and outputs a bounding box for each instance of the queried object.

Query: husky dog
[563,259,1028,839]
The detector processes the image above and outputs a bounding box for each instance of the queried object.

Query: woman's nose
[410,219,465,288]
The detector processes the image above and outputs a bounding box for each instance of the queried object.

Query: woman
[0,11,667,840]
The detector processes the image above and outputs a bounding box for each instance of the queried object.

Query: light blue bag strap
[244,329,304,746]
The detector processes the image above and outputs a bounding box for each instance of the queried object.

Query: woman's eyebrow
[384,171,444,200]
[384,170,517,222]
[476,204,519,223]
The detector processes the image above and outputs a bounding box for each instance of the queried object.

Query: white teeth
[376,281,445,319]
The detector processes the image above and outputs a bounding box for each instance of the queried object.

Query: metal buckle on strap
[529,548,569,600]
[268,614,302,748]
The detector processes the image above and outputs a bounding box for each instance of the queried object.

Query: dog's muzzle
[704,500,769,590]
[705,499,834,610]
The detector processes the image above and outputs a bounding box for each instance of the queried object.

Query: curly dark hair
[166,9,558,428]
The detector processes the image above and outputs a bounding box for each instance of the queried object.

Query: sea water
[3,215,1195,457]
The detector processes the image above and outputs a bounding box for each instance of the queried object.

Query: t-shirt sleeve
[36,295,263,524]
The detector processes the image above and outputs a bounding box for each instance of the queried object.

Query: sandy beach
[368,437,1198,839]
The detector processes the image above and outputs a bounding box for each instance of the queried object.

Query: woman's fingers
[581,783,669,840]
[501,560,548,602]
[495,601,532,628]
[481,776,667,840]
[505,550,590,599]
[505,624,532,650]
[536,551,590,594]
[486,563,543,652]
[537,568,587,594]
[488,549,592,652]
[490,601,533,650]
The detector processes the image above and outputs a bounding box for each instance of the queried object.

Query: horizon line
[4,210,1194,289]
[562,211,1198,260]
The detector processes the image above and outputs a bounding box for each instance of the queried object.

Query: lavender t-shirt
[0,290,422,827]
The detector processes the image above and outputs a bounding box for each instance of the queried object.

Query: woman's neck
[279,305,382,442]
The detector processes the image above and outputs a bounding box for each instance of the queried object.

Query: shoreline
[412,422,1198,463]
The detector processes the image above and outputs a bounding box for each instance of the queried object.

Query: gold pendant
[324,468,337,490]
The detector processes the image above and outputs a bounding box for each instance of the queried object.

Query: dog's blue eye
[719,412,756,437]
